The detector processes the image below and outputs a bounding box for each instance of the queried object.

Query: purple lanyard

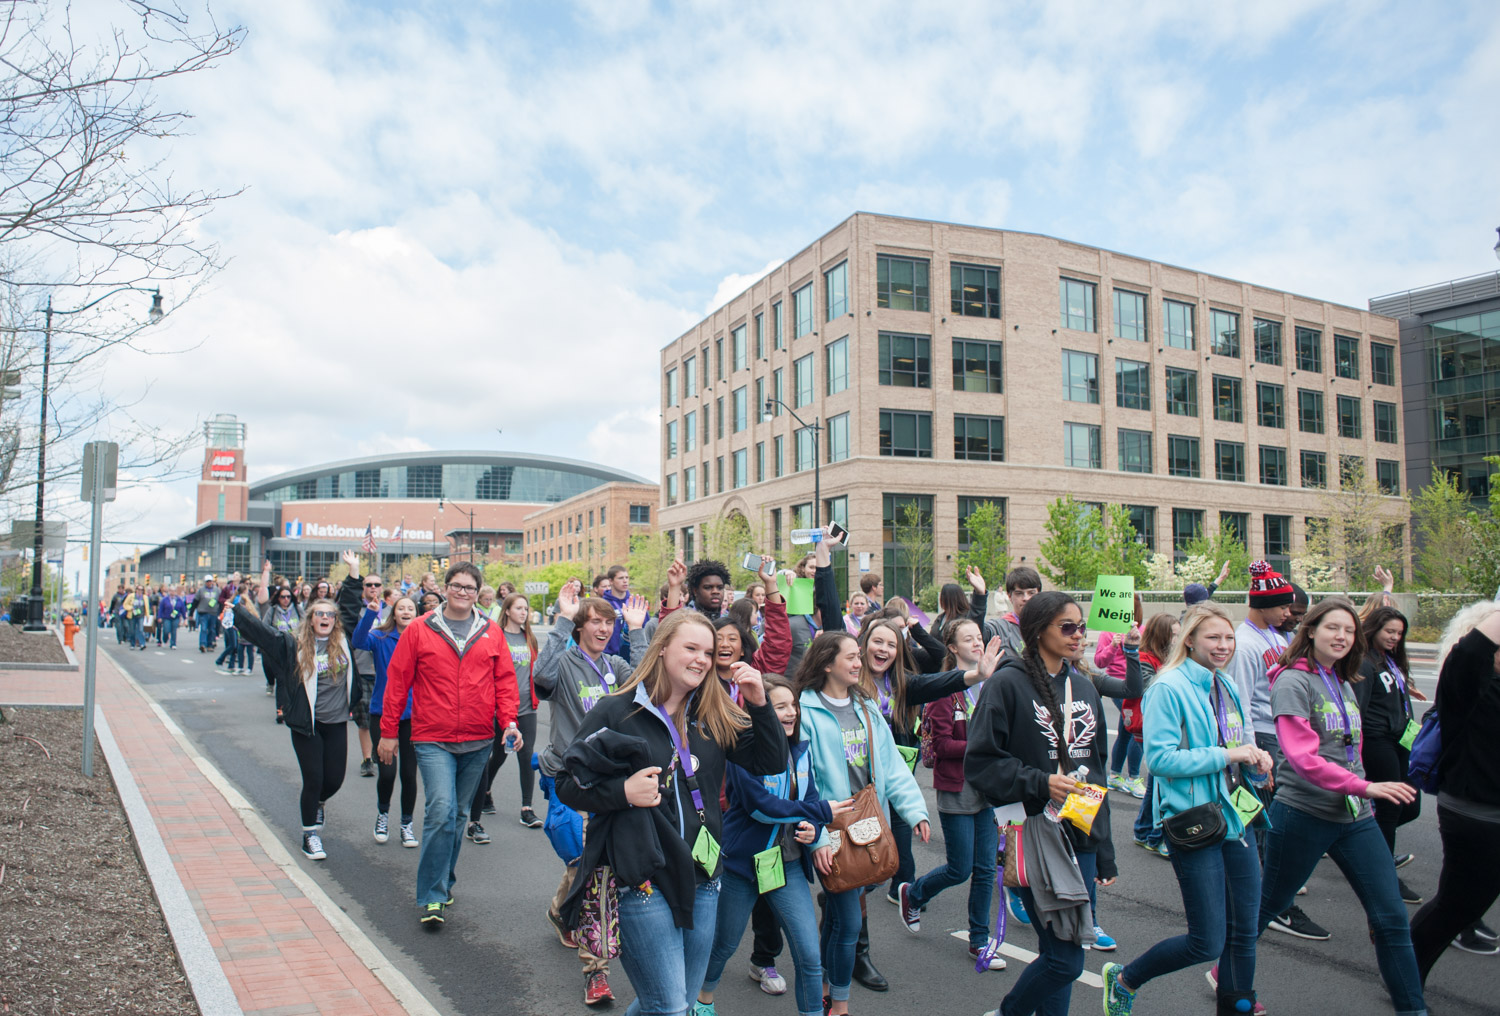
[652,703,706,818]
[576,646,615,686]
[876,674,893,716]
[1211,675,1231,745]
[1385,655,1410,719]
[1313,663,1356,762]
[1248,623,1287,654]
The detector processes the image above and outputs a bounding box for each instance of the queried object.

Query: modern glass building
[252,453,629,505]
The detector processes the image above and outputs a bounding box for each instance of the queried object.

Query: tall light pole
[26,288,163,631]
[763,397,822,528]
[439,499,477,562]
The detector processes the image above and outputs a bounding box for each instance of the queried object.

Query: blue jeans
[910,809,998,946]
[1133,773,1162,847]
[1109,702,1141,777]
[619,877,720,1016]
[1002,882,1087,1016]
[702,869,823,1016]
[215,628,242,668]
[197,611,217,650]
[1122,834,1260,1003]
[1259,801,1425,1016]
[887,804,914,897]
[412,742,491,907]
[130,616,146,648]
[817,886,862,1002]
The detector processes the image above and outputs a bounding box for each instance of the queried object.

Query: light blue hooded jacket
[799,688,928,828]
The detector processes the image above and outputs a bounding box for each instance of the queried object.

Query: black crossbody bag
[1160,677,1235,851]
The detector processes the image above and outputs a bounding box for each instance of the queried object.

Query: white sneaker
[748,964,787,995]
[400,823,418,848]
[374,812,389,843]
[301,831,326,860]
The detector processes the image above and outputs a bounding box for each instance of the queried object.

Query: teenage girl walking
[469,593,545,833]
[1355,606,1423,905]
[352,592,420,848]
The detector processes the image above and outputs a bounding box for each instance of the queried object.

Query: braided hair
[1018,591,1077,738]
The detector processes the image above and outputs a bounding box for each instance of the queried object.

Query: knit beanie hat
[1183,583,1211,605]
[1247,560,1294,609]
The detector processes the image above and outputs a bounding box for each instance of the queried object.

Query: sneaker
[1474,920,1499,942]
[466,821,490,844]
[360,758,376,778]
[1089,925,1117,951]
[886,889,901,905]
[1007,888,1031,925]
[1397,878,1423,905]
[1155,842,1171,859]
[374,813,389,844]
[301,831,326,860]
[1127,777,1146,799]
[520,807,543,828]
[584,970,613,1005]
[265,685,273,696]
[897,882,921,933]
[547,908,579,949]
[749,963,787,995]
[482,793,497,815]
[1454,928,1500,955]
[444,890,455,906]
[421,902,444,927]
[1393,852,1414,869]
[1108,773,1130,793]
[400,823,418,848]
[1101,961,1136,1015]
[1296,884,1308,896]
[969,944,1007,970]
[693,1003,716,1016]
[1266,905,1330,941]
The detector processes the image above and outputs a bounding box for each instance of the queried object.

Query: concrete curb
[94,707,245,1016]
[108,653,442,1016]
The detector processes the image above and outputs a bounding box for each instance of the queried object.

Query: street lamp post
[763,398,822,528]
[25,287,162,631]
[438,499,478,562]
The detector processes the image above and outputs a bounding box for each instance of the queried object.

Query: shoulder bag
[820,697,900,893]
[1160,676,1233,851]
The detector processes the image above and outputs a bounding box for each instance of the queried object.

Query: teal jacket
[799,688,928,828]
[1142,658,1256,842]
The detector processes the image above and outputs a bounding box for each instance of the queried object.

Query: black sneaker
[482,794,497,815]
[897,882,921,933]
[421,902,444,928]
[1267,905,1330,941]
[1474,920,1499,942]
[359,758,376,778]
[466,821,490,844]
[301,831,326,860]
[1453,929,1500,955]
[1393,852,1414,869]
[1398,879,1423,905]
[520,807,542,828]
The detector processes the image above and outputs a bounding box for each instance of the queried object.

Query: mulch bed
[0,708,199,1015]
[0,624,69,665]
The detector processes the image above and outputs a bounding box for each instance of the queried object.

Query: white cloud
[705,259,784,316]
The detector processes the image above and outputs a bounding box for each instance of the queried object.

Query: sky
[49,0,1500,558]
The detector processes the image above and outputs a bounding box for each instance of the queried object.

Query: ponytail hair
[1018,591,1075,735]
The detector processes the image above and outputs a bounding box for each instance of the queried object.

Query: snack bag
[1057,781,1106,834]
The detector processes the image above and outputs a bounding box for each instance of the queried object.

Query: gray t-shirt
[817,691,869,792]
[445,612,475,644]
[1271,666,1371,824]
[313,637,349,724]
[505,629,535,717]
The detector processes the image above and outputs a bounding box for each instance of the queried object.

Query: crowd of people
[165,532,1499,1016]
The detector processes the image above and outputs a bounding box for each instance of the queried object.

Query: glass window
[1167,435,1200,477]
[878,255,930,311]
[951,263,1001,318]
[1114,289,1147,341]
[1165,300,1195,349]
[793,283,814,337]
[1216,441,1245,482]
[666,367,679,407]
[684,466,697,502]
[1301,450,1327,488]
[1259,446,1288,486]
[665,474,678,505]
[958,496,1007,547]
[1337,395,1362,438]
[630,504,650,524]
[1341,454,1364,488]
[772,368,784,415]
[666,420,678,459]
[684,410,697,451]
[827,413,850,463]
[1257,382,1285,429]
[683,526,695,564]
[715,337,723,379]
[1118,428,1153,473]
[825,261,848,320]
[405,465,442,498]
[794,354,814,407]
[878,332,931,387]
[1221,511,1249,547]
[732,324,747,371]
[1295,326,1322,372]
[1376,459,1401,495]
[769,508,781,551]
[1210,309,1240,358]
[954,415,1005,461]
[1213,375,1242,422]
[684,355,697,398]
[773,435,784,477]
[1116,358,1151,410]
[1374,401,1398,443]
[1334,334,1360,380]
[1127,505,1156,550]
[795,425,816,471]
[879,410,932,458]
[1064,422,1102,469]
[825,337,849,395]
[1173,509,1204,559]
[1254,318,1282,365]
[1298,388,1324,434]
[953,338,1003,393]
[754,377,764,419]
[772,302,783,349]
[733,449,747,489]
[755,313,764,360]
[716,456,724,493]
[1265,515,1291,574]
[715,395,724,439]
[701,345,711,388]
[1062,350,1100,403]
[882,494,934,598]
[732,386,747,432]
[1059,278,1097,331]
[1165,367,1198,417]
[755,441,765,482]
[1371,342,1396,386]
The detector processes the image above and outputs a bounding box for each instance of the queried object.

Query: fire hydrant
[62,613,78,650]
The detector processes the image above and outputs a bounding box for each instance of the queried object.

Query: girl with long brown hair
[353,594,420,848]
[1129,612,1181,857]
[469,593,544,833]
[1355,605,1422,904]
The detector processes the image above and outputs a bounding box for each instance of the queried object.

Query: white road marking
[949,929,1104,988]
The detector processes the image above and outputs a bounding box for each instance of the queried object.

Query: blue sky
[80,0,1499,547]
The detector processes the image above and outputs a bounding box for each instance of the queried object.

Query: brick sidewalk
[1,650,416,1016]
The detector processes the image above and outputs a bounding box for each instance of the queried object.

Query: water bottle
[788,528,823,545]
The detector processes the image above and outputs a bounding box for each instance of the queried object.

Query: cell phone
[742,552,774,573]
[828,523,849,544]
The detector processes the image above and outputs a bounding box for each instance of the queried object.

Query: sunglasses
[311,609,337,619]
[363,581,382,588]
[1054,621,1088,638]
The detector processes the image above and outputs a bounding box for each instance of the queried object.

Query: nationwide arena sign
[281,519,435,541]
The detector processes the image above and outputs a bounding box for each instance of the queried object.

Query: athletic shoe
[1127,777,1146,799]
[749,963,787,994]
[315,803,324,827]
[969,945,1007,970]
[897,882,921,933]
[520,807,543,828]
[1101,961,1136,1015]
[547,908,579,949]
[466,821,490,844]
[886,889,900,905]
[301,832,326,860]
[1267,906,1330,941]
[1398,879,1423,905]
[1474,920,1498,942]
[692,1003,716,1016]
[1454,929,1500,955]
[1108,773,1130,793]
[421,902,444,927]
[1089,925,1117,951]
[482,794,497,815]
[400,823,418,848]
[360,758,376,778]
[1296,884,1308,895]
[1393,852,1414,869]
[1155,842,1171,858]
[1007,889,1031,925]
[265,685,273,696]
[1205,966,1268,1014]
[374,813,389,844]
[584,971,613,1005]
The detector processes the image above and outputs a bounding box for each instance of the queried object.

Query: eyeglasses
[363,581,382,588]
[447,583,478,595]
[311,610,337,619]
[277,592,292,600]
[1054,621,1088,638]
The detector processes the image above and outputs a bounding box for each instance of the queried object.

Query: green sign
[1086,574,1135,634]
[776,573,817,615]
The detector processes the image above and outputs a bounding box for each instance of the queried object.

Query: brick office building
[657,212,1408,598]
[521,481,660,572]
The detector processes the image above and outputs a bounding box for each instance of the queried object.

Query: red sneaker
[584,971,613,1006]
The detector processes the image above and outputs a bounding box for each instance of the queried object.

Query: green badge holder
[692,825,721,872]
[1346,795,1362,820]
[895,743,918,773]
[753,844,786,893]
[1229,785,1264,826]
[1399,718,1419,751]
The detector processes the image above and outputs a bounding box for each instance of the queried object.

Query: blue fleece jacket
[722,739,832,884]
[799,688,928,828]
[352,607,412,720]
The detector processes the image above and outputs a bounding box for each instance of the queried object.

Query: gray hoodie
[533,615,648,777]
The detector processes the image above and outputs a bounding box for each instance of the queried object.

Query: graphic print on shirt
[578,681,607,713]
[1033,699,1097,762]
[842,723,869,769]
[1314,693,1362,739]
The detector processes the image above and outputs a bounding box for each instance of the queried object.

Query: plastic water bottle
[789,528,824,545]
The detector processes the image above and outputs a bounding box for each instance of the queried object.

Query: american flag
[362,522,377,555]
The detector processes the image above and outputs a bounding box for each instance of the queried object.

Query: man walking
[194,576,220,652]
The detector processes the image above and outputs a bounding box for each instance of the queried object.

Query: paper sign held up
[776,573,817,615]
[1086,575,1135,634]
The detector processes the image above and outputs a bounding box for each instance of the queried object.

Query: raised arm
[233,599,282,654]
[255,560,272,605]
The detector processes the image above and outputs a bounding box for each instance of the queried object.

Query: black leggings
[471,713,538,820]
[375,716,417,822]
[290,721,347,828]
[1411,805,1500,982]
[1361,734,1420,852]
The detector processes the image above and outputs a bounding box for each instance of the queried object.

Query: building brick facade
[522,481,660,573]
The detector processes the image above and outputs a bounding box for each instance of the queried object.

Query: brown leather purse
[820,698,900,894]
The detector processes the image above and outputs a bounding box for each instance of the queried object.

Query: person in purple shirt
[600,564,648,662]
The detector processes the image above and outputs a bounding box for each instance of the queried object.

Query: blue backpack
[1407,708,1443,794]
[537,754,584,866]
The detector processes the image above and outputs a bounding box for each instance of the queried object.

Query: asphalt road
[105,639,1496,1015]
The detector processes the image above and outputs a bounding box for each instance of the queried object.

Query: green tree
[1458,455,1500,595]
[1304,459,1408,590]
[627,531,677,601]
[1410,466,1473,590]
[953,500,1010,592]
[892,501,934,602]
[1180,524,1250,591]
[1096,504,1153,587]
[698,510,761,588]
[1038,495,1105,589]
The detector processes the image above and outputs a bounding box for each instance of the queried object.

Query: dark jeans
[160,616,178,648]
[1411,805,1500,983]
[470,713,538,819]
[1362,735,1420,853]
[1108,701,1141,778]
[886,804,914,898]
[1001,883,1087,1016]
[197,611,217,650]
[817,886,862,1002]
[703,870,823,1016]
[215,628,242,669]
[289,721,348,828]
[749,895,782,967]
[1122,834,1260,1001]
[909,809,998,946]
[1259,801,1424,1015]
[1133,772,1162,847]
[376,716,417,822]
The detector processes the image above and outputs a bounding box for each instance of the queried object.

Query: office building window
[1259,446,1288,486]
[683,526,695,564]
[1221,511,1249,547]
[769,508,782,551]
[958,496,1007,546]
[1118,428,1153,473]
[1376,459,1401,495]
[1115,289,1147,341]
[666,420,678,459]
[733,449,747,489]
[793,282,814,337]
[878,255,930,311]
[716,456,724,493]
[683,355,697,398]
[1334,334,1360,380]
[715,336,723,379]
[755,313,764,359]
[1340,455,1364,488]
[1168,435,1200,477]
[1173,509,1204,559]
[772,301,783,349]
[1254,318,1282,365]
[1217,441,1245,483]
[882,494,934,598]
[1371,342,1396,386]
[1298,388,1324,434]
[715,396,724,439]
[879,410,932,458]
[1063,350,1100,403]
[629,505,650,524]
[878,332,931,387]
[666,367,679,407]
[755,441,765,482]
[772,368,784,415]
[1374,401,1398,444]
[684,410,697,452]
[730,387,746,432]
[954,414,1005,462]
[825,336,849,395]
[1265,515,1291,573]
[1210,309,1240,358]
[1127,505,1156,549]
[1337,395,1362,438]
[1116,358,1151,410]
[1213,375,1243,423]
[825,260,848,320]
[1165,367,1198,417]
[951,263,1001,318]
[1295,326,1322,372]
[953,338,1003,393]
[794,354,814,407]
[1060,277,1097,332]
[754,376,764,418]
[1301,450,1327,489]
[666,474,678,505]
[1257,382,1285,429]
[1165,299,1195,350]
[1065,422,1102,469]
[701,345,711,388]
[827,413,850,463]
[773,435,784,477]
[684,466,697,502]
